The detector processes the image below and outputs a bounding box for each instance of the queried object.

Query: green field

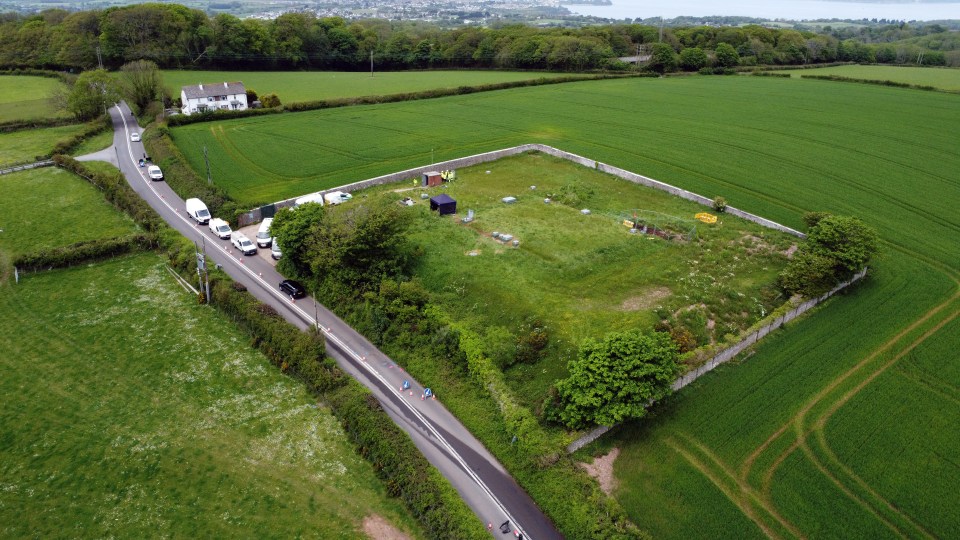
[783,64,960,91]
[162,69,576,104]
[0,167,136,257]
[0,123,93,166]
[172,75,960,536]
[0,253,420,538]
[0,75,69,122]
[359,152,793,401]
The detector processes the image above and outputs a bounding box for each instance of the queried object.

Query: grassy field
[70,128,115,157]
[0,123,93,166]
[0,75,69,122]
[0,253,421,538]
[782,64,960,91]
[0,167,136,258]
[172,75,960,536]
[162,69,576,103]
[359,152,793,402]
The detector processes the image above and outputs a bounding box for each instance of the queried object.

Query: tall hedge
[13,233,155,272]
[328,382,488,540]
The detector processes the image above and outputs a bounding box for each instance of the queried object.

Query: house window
[208,97,213,102]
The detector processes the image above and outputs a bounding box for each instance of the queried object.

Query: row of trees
[1,4,955,71]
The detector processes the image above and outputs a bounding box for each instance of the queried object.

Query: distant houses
[181,82,247,115]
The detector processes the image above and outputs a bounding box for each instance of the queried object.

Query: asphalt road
[107,102,560,540]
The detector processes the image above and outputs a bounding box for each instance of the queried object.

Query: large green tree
[647,42,677,73]
[119,59,164,114]
[678,46,708,71]
[715,42,741,67]
[552,331,681,429]
[779,213,879,296]
[67,69,121,120]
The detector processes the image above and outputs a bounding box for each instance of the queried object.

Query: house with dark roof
[180,82,247,115]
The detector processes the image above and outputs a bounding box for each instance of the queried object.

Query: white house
[181,82,247,115]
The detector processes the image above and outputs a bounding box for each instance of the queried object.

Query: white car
[147,165,163,181]
[231,233,257,255]
[270,238,281,260]
[130,132,141,142]
[208,218,232,239]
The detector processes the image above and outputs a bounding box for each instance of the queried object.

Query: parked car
[279,279,306,299]
[185,198,210,225]
[256,217,273,247]
[270,238,281,260]
[231,233,256,255]
[130,132,141,142]
[147,165,163,181]
[208,218,232,239]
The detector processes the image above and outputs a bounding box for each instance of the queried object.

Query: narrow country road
[106,102,560,540]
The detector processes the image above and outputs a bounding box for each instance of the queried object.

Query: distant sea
[566,0,960,21]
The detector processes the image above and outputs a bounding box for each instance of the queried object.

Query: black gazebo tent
[429,194,457,215]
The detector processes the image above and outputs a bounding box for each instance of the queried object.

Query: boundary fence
[565,266,869,454]
[0,159,54,175]
[237,143,806,238]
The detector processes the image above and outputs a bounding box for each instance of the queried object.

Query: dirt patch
[620,287,671,311]
[362,515,411,540]
[580,447,620,496]
[783,244,798,258]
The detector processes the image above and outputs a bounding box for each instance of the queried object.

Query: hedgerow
[800,73,946,92]
[13,233,155,271]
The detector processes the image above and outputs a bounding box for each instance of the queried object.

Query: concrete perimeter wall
[239,144,805,239]
[565,267,868,454]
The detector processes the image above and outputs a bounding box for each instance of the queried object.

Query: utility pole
[203,146,211,185]
[96,45,103,70]
[658,16,664,43]
[196,239,210,304]
[370,50,374,77]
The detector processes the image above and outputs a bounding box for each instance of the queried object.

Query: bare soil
[579,447,620,496]
[362,515,412,540]
[619,287,671,311]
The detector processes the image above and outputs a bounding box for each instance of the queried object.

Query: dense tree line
[0,4,956,71]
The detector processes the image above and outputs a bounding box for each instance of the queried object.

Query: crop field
[0,123,93,166]
[172,75,960,536]
[162,69,576,103]
[0,75,69,122]
[359,152,794,401]
[0,167,136,258]
[782,64,960,91]
[0,253,420,538]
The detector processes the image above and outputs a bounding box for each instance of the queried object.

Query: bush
[516,317,549,364]
[712,196,727,213]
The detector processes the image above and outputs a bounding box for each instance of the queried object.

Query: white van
[147,165,164,181]
[256,217,273,247]
[185,198,210,225]
[323,191,352,205]
[295,193,324,207]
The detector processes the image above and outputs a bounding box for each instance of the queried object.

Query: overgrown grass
[0,123,92,165]
[780,64,960,91]
[0,253,422,538]
[162,69,577,103]
[173,76,960,535]
[0,167,137,258]
[359,152,792,403]
[0,75,69,122]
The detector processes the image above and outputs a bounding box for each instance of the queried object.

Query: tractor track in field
[739,260,960,538]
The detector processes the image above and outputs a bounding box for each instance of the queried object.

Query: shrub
[712,196,727,212]
[516,317,549,364]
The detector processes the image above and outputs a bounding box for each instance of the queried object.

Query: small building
[430,194,457,215]
[422,171,442,187]
[181,82,247,115]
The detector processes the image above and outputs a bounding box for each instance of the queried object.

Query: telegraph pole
[96,45,103,70]
[370,50,374,77]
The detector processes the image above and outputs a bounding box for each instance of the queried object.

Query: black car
[279,279,306,299]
